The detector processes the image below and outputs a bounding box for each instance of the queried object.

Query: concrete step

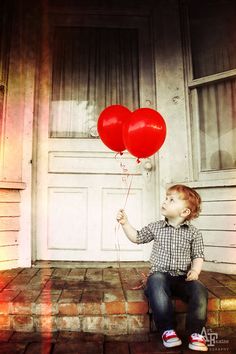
[0,263,236,334]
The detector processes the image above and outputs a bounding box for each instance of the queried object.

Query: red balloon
[123,108,166,159]
[97,105,131,152]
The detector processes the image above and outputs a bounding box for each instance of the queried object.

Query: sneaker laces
[191,333,206,343]
[163,329,177,337]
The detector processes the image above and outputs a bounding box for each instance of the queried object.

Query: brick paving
[0,261,236,353]
[0,327,235,353]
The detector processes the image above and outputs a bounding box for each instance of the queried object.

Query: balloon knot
[115,151,123,159]
[137,158,141,164]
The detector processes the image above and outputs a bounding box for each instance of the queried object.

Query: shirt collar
[161,218,190,229]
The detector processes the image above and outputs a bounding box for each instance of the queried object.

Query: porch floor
[0,261,236,353]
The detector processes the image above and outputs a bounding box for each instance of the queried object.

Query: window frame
[181,0,236,183]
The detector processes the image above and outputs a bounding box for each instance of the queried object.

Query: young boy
[117,184,208,352]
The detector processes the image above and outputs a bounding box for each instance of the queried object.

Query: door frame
[32,5,161,262]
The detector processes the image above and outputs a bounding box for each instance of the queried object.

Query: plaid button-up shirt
[137,219,204,276]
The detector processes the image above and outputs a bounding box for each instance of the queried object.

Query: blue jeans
[145,272,208,335]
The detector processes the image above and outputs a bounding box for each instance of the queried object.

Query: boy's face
[161,191,189,220]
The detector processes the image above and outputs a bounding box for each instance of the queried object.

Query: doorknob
[143,159,153,181]
[143,160,152,172]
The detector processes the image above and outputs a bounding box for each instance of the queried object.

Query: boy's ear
[182,208,191,217]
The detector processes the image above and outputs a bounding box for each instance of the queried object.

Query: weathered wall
[152,0,236,273]
[0,0,39,269]
[0,189,20,269]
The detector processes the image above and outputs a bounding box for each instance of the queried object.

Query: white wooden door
[35,12,157,261]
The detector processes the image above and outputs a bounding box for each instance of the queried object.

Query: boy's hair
[167,184,201,220]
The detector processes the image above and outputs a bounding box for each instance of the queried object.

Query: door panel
[35,10,156,261]
[48,188,88,250]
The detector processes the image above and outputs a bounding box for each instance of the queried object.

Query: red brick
[228,285,236,293]
[11,331,57,342]
[81,290,103,302]
[208,297,220,311]
[103,268,120,282]
[20,268,39,277]
[0,302,10,314]
[105,315,128,335]
[207,312,219,327]
[0,315,11,330]
[58,303,79,316]
[0,290,19,301]
[57,331,104,342]
[37,290,61,303]
[125,290,146,302]
[105,341,129,354]
[59,289,82,303]
[56,316,80,331]
[85,268,103,281]
[34,316,57,332]
[53,268,70,277]
[34,302,58,315]
[0,330,13,341]
[130,341,165,354]
[79,302,102,315]
[105,302,126,315]
[103,289,126,315]
[53,342,103,354]
[220,298,236,310]
[0,343,27,353]
[24,342,52,354]
[214,274,236,286]
[67,268,86,280]
[12,315,34,332]
[82,316,104,333]
[104,289,125,302]
[219,311,236,326]
[6,276,31,290]
[127,302,148,315]
[127,315,150,334]
[44,279,64,291]
[13,290,40,302]
[11,302,34,315]
[37,268,54,277]
[209,286,235,298]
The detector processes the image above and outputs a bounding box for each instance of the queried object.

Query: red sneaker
[162,329,182,348]
[189,333,208,351]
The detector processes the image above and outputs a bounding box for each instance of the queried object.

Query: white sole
[189,343,208,351]
[163,339,182,348]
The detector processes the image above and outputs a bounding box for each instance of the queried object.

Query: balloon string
[122,174,133,210]
[114,176,133,269]
[114,223,121,268]
[114,154,134,268]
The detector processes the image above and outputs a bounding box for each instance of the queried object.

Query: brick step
[0,265,236,334]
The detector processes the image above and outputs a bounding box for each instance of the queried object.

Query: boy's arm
[186,228,205,281]
[186,257,204,281]
[116,209,138,243]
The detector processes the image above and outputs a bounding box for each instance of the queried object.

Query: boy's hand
[186,269,199,281]
[116,209,128,225]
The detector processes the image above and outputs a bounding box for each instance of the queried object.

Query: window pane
[188,0,236,78]
[197,79,236,171]
[50,27,139,138]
